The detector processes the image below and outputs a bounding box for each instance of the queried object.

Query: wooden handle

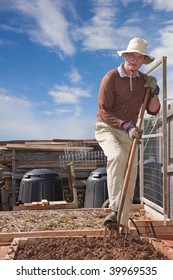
[117,88,150,224]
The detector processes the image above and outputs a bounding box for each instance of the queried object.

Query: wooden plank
[130,219,173,236]
[13,201,76,211]
[24,141,70,145]
[41,199,49,206]
[0,229,105,243]
[5,143,94,152]
[167,165,173,173]
[11,152,64,161]
[151,238,173,260]
[130,204,144,210]
[131,226,173,235]
[16,163,61,169]
[129,219,173,227]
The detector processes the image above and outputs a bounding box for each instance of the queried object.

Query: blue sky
[0,0,173,140]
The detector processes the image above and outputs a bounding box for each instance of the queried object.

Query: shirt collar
[117,64,140,78]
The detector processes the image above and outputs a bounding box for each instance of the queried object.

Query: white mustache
[130,62,138,66]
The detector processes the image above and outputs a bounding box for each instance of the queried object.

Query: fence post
[162,56,168,222]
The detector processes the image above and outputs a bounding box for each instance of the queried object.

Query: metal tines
[104,223,129,239]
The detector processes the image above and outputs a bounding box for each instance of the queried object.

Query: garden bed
[0,205,149,233]
[1,206,173,260]
[6,234,171,260]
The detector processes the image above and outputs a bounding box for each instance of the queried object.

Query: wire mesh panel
[58,141,106,168]
[141,136,163,208]
[143,160,163,207]
[140,57,168,217]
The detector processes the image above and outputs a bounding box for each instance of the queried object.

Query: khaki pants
[95,122,138,226]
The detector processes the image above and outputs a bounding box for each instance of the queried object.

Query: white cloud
[1,0,75,56]
[0,91,32,108]
[75,0,142,52]
[44,103,83,119]
[45,108,72,116]
[29,0,75,56]
[48,85,91,105]
[144,0,173,11]
[0,91,42,139]
[76,1,118,51]
[0,23,23,33]
[72,105,82,118]
[66,68,82,84]
[152,25,173,65]
[125,18,142,25]
[0,90,94,140]
[0,38,12,46]
[0,0,142,56]
[162,19,173,25]
[121,0,139,6]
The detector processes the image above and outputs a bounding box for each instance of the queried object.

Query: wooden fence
[0,139,106,209]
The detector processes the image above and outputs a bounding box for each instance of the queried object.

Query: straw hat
[117,37,155,64]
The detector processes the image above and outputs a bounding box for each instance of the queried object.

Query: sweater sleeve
[97,73,124,128]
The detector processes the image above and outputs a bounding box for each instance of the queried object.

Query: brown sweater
[97,68,159,129]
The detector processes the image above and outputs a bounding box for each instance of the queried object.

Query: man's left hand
[143,76,157,93]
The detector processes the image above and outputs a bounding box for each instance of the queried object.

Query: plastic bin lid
[23,168,58,177]
[91,167,107,178]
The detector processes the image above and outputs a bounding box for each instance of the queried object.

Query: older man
[95,38,160,229]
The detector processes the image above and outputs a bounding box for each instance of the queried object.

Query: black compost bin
[18,169,63,204]
[84,167,141,208]
[84,167,108,208]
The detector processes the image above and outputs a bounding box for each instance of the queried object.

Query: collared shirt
[117,63,140,78]
[97,67,159,129]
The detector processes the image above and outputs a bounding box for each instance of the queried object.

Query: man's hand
[143,76,157,93]
[128,127,143,141]
[123,121,143,141]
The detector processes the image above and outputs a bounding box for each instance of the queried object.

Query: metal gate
[139,56,169,220]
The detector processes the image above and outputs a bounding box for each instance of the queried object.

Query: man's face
[125,52,145,72]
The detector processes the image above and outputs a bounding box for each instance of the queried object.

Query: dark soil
[14,235,168,260]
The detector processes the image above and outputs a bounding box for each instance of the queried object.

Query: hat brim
[117,50,155,64]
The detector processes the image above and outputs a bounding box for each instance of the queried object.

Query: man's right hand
[128,127,143,140]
